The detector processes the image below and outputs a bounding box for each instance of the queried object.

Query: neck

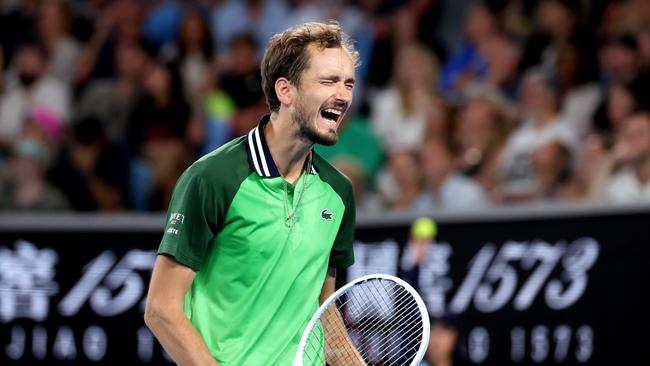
[265,112,313,184]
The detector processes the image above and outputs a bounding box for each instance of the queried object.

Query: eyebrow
[321,75,356,84]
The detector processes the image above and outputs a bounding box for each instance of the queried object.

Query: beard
[292,95,339,146]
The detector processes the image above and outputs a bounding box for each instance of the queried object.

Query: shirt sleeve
[328,184,356,268]
[158,169,217,271]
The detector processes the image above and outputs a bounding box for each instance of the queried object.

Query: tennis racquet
[293,273,430,366]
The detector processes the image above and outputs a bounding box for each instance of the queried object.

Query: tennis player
[144,21,359,365]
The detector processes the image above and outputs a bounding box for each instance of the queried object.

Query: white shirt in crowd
[605,167,650,202]
[0,78,71,139]
[499,116,577,192]
[370,88,427,152]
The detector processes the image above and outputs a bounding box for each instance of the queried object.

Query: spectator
[598,33,644,86]
[593,82,640,138]
[0,137,69,211]
[76,38,149,144]
[22,106,65,160]
[415,138,488,212]
[439,2,520,100]
[453,94,509,193]
[48,116,129,211]
[0,43,70,150]
[141,0,183,50]
[161,6,215,107]
[527,140,574,202]
[217,32,266,138]
[373,150,423,212]
[554,39,601,136]
[126,60,193,210]
[559,132,609,200]
[0,0,38,68]
[209,0,288,57]
[74,0,145,85]
[36,0,81,84]
[519,0,585,75]
[497,69,577,200]
[370,43,442,152]
[592,111,650,202]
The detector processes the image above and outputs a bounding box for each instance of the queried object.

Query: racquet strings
[302,278,425,366]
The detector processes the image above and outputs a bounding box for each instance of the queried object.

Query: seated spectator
[528,140,574,202]
[160,6,215,108]
[76,38,149,144]
[415,138,488,212]
[74,0,145,85]
[559,133,609,201]
[0,42,71,151]
[370,43,442,153]
[599,33,644,86]
[372,150,423,212]
[592,82,640,138]
[453,94,510,194]
[209,0,288,57]
[554,40,601,136]
[48,116,129,211]
[36,0,81,84]
[0,137,69,211]
[519,0,584,75]
[439,2,519,101]
[496,69,577,200]
[592,111,650,202]
[218,32,266,138]
[126,60,193,210]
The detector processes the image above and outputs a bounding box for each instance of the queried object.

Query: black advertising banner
[349,212,650,365]
[0,231,173,365]
[1,209,650,365]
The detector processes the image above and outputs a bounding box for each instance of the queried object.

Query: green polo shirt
[157,114,356,365]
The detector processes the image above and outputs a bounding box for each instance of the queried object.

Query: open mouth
[320,108,343,124]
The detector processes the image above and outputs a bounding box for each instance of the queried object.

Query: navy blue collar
[245,114,318,178]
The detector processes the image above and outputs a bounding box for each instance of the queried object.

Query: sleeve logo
[169,213,185,225]
[321,209,333,221]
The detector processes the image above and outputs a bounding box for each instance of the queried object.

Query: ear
[275,77,294,107]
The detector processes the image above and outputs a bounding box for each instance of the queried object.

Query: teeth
[324,108,342,116]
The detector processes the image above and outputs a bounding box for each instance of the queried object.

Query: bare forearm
[145,307,220,366]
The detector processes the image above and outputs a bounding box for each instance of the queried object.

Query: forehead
[303,44,355,77]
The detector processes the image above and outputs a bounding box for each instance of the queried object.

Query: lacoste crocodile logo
[321,209,333,220]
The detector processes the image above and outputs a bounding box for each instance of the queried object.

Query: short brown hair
[261,21,360,112]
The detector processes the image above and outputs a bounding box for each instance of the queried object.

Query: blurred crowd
[0,0,649,213]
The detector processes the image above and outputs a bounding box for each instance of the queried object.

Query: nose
[335,82,353,103]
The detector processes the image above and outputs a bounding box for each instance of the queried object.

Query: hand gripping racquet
[293,274,430,366]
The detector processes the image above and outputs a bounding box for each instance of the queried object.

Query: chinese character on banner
[0,240,59,322]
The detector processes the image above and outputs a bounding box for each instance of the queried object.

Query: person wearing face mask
[0,42,70,151]
[0,137,69,211]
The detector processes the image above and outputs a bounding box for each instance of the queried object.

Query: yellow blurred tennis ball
[411,217,437,240]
